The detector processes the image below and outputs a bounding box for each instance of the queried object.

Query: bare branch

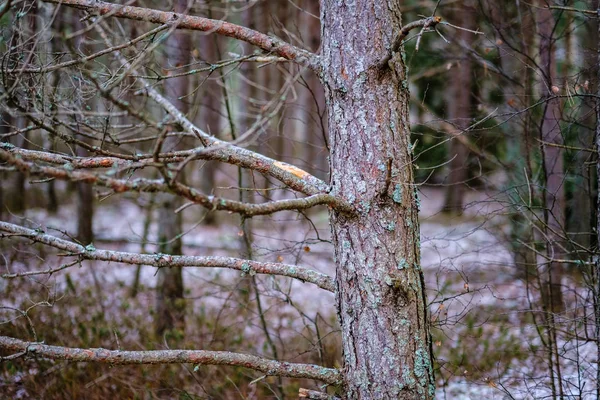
[0,148,351,216]
[16,23,170,74]
[42,0,320,71]
[0,221,336,292]
[378,16,442,70]
[546,5,598,15]
[87,20,332,198]
[0,336,341,385]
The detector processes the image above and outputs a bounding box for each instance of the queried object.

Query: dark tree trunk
[537,3,565,315]
[154,0,190,337]
[321,1,434,398]
[155,193,185,336]
[442,0,475,214]
[536,3,565,398]
[570,0,599,254]
[75,161,94,245]
[593,4,600,398]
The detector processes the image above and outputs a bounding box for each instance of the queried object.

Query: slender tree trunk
[537,2,565,315]
[537,3,565,397]
[62,11,95,245]
[594,6,600,399]
[0,113,8,220]
[321,1,434,398]
[155,193,185,336]
[154,0,190,337]
[442,0,475,214]
[570,0,599,255]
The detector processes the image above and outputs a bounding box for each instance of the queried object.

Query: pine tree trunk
[321,1,434,398]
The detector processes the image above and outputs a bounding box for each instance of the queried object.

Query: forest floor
[1,186,596,399]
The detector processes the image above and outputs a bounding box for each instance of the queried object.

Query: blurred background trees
[1,0,600,398]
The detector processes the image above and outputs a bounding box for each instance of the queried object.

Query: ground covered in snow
[1,187,596,399]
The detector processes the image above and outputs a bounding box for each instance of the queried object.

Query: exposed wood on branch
[0,148,351,216]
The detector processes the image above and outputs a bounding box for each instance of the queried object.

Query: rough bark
[321,1,434,398]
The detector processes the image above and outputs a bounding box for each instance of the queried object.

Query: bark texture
[321,1,434,398]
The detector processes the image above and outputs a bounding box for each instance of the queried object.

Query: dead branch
[0,148,351,216]
[378,16,442,70]
[0,335,341,385]
[0,221,336,292]
[42,0,320,71]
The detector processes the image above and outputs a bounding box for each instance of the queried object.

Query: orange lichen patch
[273,161,309,179]
[433,16,442,23]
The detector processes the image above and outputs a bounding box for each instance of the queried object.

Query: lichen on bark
[320,1,435,398]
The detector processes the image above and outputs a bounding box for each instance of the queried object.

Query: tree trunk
[594,5,600,398]
[154,0,190,337]
[537,2,565,315]
[155,193,185,336]
[570,0,598,255]
[536,3,565,398]
[321,2,434,398]
[442,0,475,214]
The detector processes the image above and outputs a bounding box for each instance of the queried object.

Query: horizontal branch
[0,336,341,385]
[0,221,335,292]
[42,0,320,71]
[0,142,349,215]
[0,148,351,216]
